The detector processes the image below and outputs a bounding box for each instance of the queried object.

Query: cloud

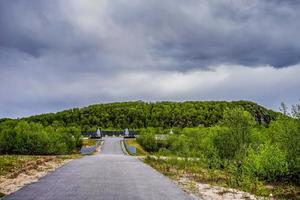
[0,0,299,117]
[1,63,299,118]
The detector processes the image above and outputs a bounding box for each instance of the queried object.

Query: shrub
[136,129,158,152]
[14,121,49,154]
[242,144,289,182]
[0,121,81,155]
[0,129,17,153]
[167,134,190,157]
[214,109,255,160]
[268,117,300,181]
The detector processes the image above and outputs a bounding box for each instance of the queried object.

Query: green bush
[268,117,300,182]
[167,134,190,157]
[213,109,255,160]
[14,121,49,154]
[0,129,17,153]
[242,144,289,182]
[136,129,158,152]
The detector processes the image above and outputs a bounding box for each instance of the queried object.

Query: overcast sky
[1,0,300,118]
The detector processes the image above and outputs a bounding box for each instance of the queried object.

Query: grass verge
[0,154,82,196]
[0,154,81,177]
[125,139,148,156]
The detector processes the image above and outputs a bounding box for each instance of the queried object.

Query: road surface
[4,137,194,200]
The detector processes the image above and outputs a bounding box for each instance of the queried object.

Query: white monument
[96,128,101,137]
[124,128,129,137]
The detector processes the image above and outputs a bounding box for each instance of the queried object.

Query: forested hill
[6,101,278,131]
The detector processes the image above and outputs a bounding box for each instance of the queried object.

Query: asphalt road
[4,137,194,200]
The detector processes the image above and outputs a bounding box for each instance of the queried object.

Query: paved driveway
[4,137,194,200]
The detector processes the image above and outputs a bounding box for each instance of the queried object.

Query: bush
[14,121,49,154]
[167,134,190,157]
[268,117,300,181]
[242,144,289,182]
[213,109,255,160]
[136,129,158,152]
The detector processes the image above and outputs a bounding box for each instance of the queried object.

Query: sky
[0,0,300,118]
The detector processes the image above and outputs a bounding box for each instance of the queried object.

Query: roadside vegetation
[0,155,80,177]
[0,121,82,155]
[137,102,300,199]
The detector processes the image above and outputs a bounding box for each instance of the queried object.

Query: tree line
[15,101,278,131]
[0,100,279,155]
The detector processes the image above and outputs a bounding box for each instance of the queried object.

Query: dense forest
[6,101,278,132]
[0,100,278,155]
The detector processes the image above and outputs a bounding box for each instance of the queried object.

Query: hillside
[9,101,279,131]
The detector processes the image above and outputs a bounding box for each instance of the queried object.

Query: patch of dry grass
[0,155,81,178]
[82,138,98,147]
[0,155,81,196]
[0,155,40,176]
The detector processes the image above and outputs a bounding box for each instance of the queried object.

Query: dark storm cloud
[0,0,300,117]
[104,0,300,69]
[1,0,300,70]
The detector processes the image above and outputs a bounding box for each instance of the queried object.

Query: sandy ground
[0,157,73,196]
[174,174,271,200]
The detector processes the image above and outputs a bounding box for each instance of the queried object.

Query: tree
[280,102,289,116]
[214,109,255,159]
